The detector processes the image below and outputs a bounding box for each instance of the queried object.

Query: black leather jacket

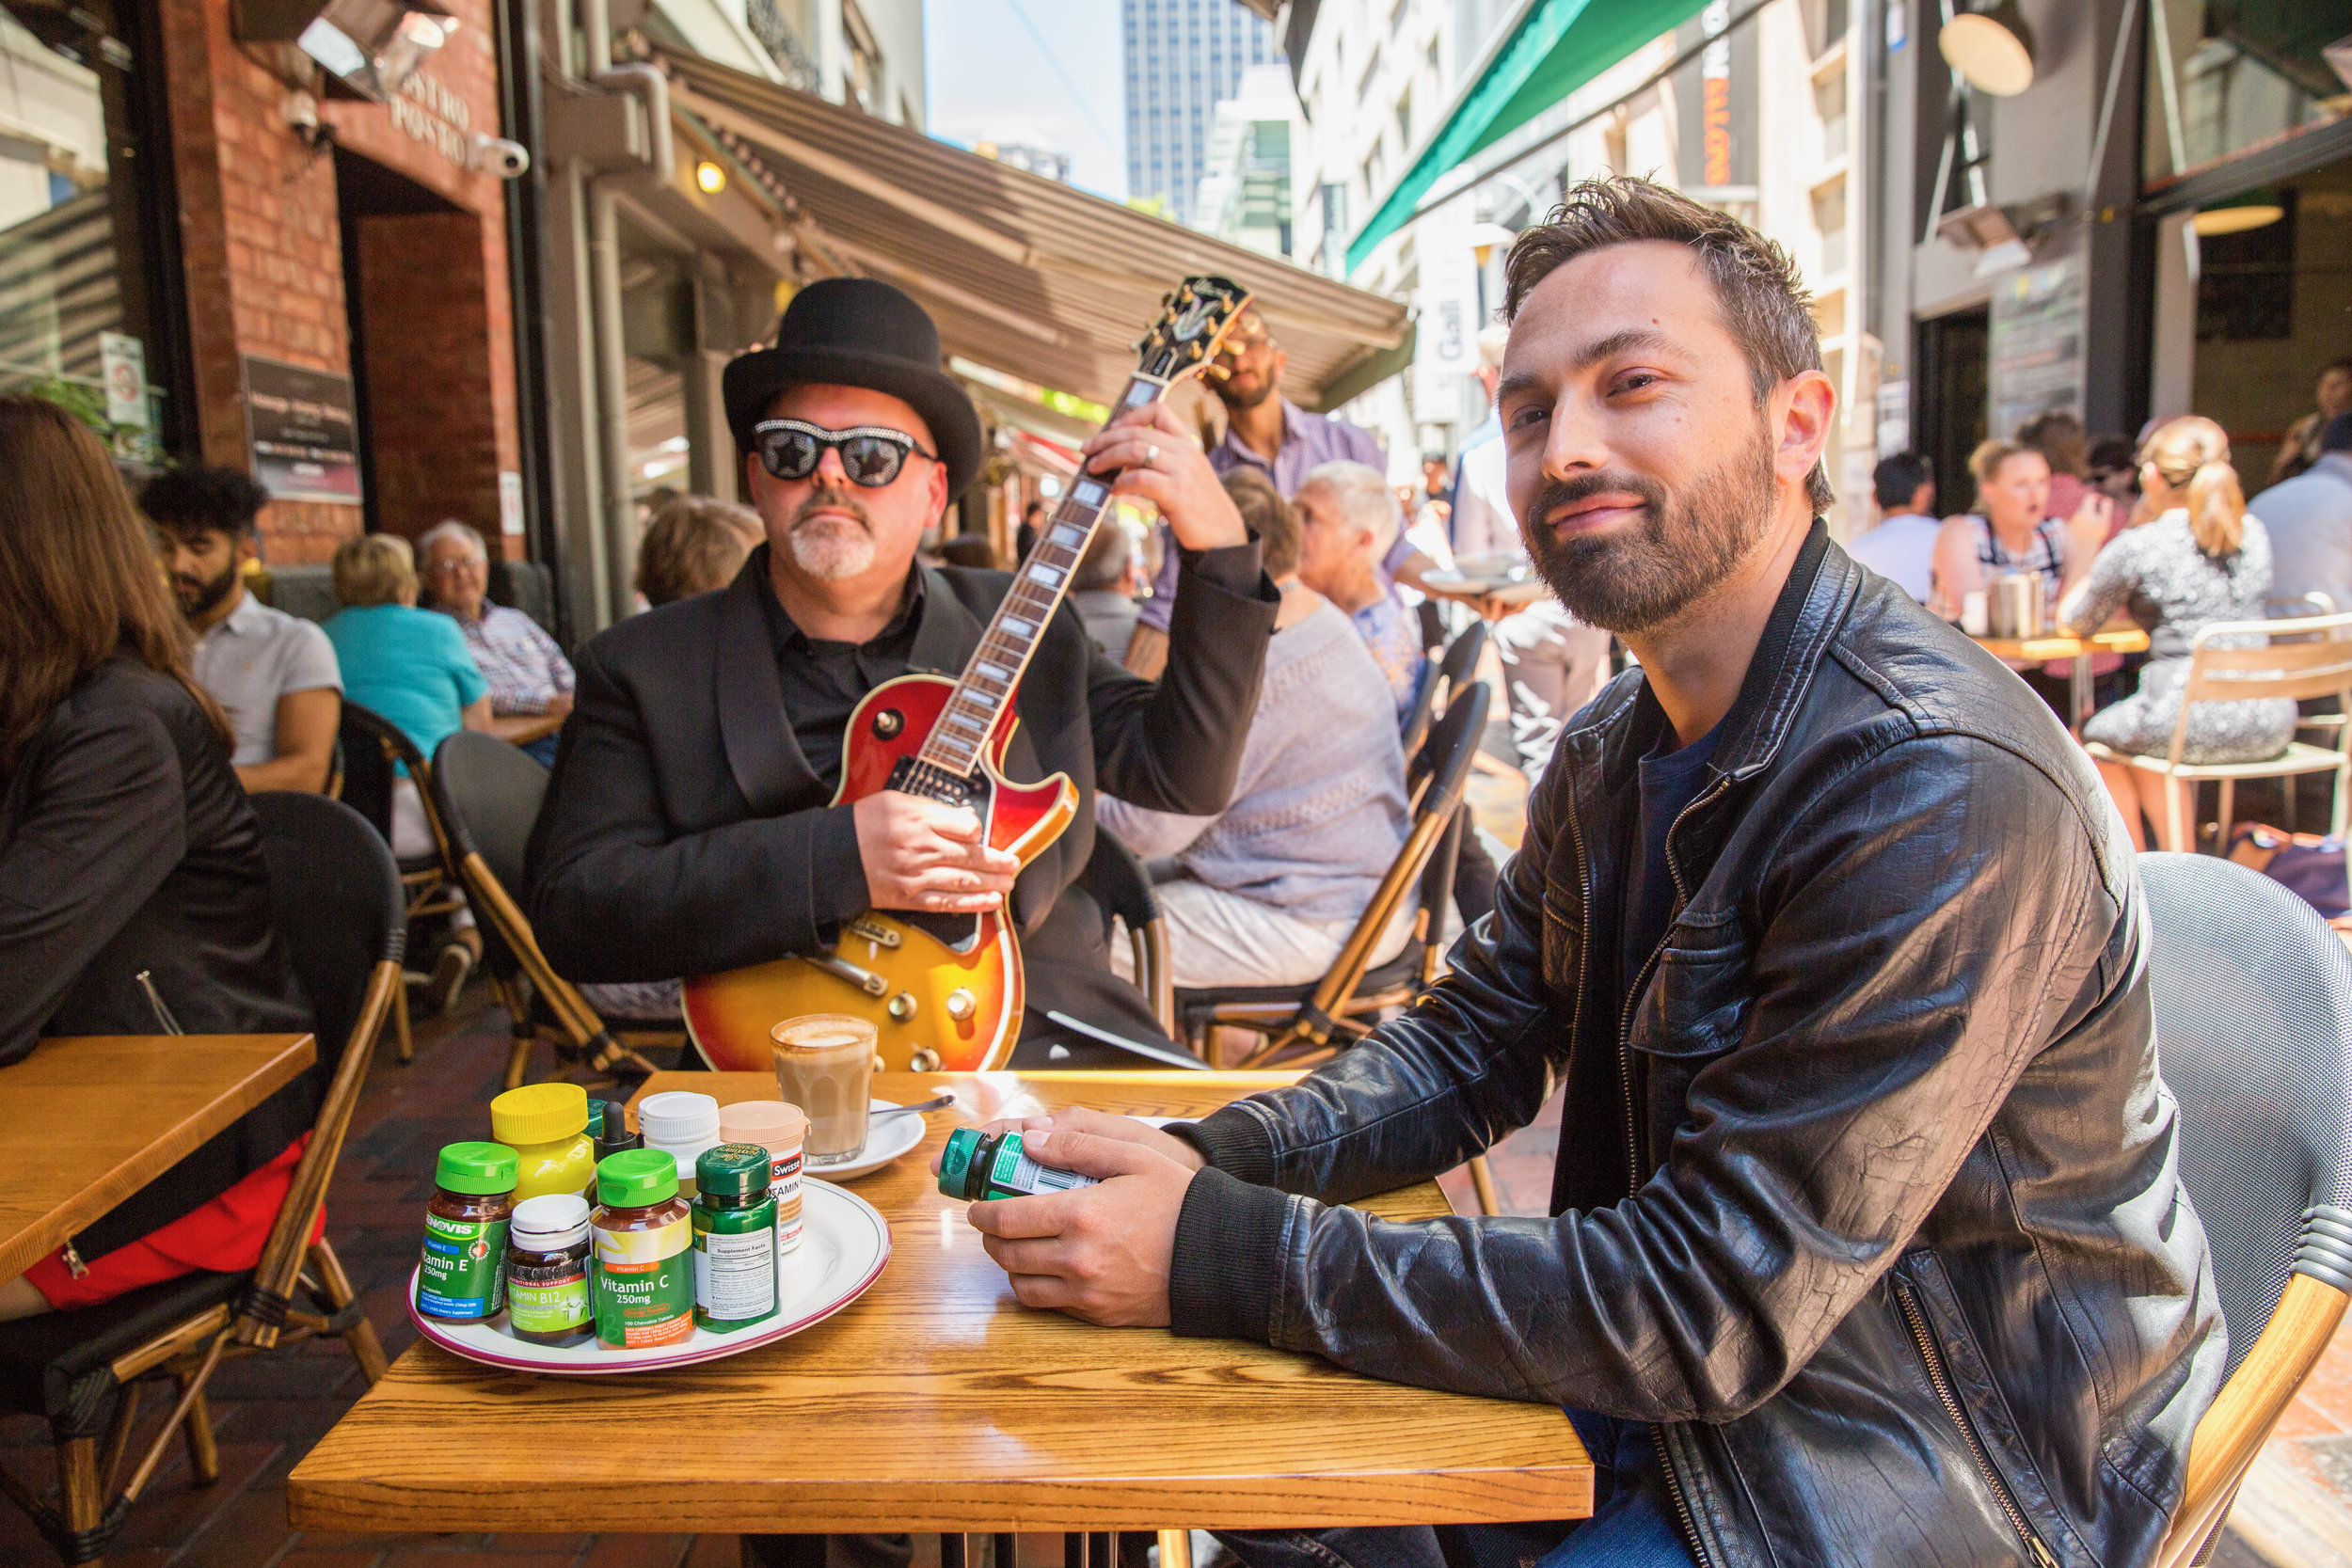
[1168,525,2224,1568]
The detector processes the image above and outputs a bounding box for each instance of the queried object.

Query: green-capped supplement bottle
[420,1142,518,1322]
[591,1149,695,1349]
[692,1144,778,1333]
[506,1193,594,1347]
[937,1128,1101,1202]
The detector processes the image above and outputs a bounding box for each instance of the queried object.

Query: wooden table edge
[286,1461,1597,1534]
[0,1033,317,1280]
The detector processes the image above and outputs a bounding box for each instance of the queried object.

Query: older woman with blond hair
[2059,416,2295,849]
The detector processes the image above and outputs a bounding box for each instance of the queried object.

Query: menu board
[242,355,362,505]
[1987,246,2086,442]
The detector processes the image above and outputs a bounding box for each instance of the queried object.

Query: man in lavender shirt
[1126,309,1385,675]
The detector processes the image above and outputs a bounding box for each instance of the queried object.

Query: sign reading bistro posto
[243,355,363,505]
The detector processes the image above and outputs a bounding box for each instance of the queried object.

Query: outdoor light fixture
[2193,192,2285,238]
[696,160,727,194]
[236,0,457,103]
[1939,0,2036,97]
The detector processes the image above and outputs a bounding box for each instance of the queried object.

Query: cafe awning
[1347,0,1707,272]
[654,49,1410,414]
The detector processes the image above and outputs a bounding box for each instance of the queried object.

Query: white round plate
[405,1177,889,1376]
[802,1098,928,1180]
[1422,568,1547,604]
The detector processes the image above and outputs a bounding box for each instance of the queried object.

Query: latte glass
[770,1014,877,1164]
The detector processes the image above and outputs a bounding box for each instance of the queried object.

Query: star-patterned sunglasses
[751,419,938,487]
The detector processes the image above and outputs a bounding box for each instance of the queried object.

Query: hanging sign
[1412,197,1479,422]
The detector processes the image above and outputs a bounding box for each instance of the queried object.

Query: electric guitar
[682,276,1254,1073]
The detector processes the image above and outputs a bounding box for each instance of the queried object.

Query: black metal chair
[2137,852,2352,1565]
[1401,622,1487,764]
[332,702,466,1061]
[432,730,670,1085]
[1073,828,1175,1042]
[0,794,399,1565]
[1178,681,1489,1071]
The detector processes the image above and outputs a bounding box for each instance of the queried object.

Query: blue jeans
[1215,1415,1693,1568]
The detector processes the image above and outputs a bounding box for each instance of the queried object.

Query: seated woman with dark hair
[0,395,315,1321]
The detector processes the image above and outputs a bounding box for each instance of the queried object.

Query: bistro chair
[1401,621,1487,764]
[1073,827,1176,1040]
[2082,610,2352,854]
[432,730,671,1085]
[2264,594,2348,832]
[2138,853,2352,1567]
[1179,682,1488,1068]
[0,793,398,1566]
[332,702,468,1062]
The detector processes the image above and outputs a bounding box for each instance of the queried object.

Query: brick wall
[157,0,520,563]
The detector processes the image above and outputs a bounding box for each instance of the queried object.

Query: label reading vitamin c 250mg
[594,1217,694,1348]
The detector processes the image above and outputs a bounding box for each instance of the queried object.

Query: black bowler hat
[722,277,984,498]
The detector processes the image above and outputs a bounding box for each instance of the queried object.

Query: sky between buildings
[923,0,1129,201]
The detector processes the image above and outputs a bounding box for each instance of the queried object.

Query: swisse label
[594,1218,693,1348]
[773,1148,804,1253]
[419,1212,507,1316]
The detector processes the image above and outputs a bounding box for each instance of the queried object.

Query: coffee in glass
[770,1013,877,1164]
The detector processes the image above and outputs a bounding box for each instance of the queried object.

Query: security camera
[470,135,531,179]
[281,89,334,152]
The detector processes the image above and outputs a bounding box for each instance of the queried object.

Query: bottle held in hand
[937,1127,1100,1201]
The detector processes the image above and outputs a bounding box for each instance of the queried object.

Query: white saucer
[802,1097,928,1180]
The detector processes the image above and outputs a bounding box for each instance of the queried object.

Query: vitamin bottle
[491,1082,596,1203]
[937,1128,1100,1202]
[691,1144,779,1333]
[590,1148,695,1349]
[638,1090,723,1198]
[506,1193,594,1348]
[420,1142,518,1322]
[718,1100,808,1258]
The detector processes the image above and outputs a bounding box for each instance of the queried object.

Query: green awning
[1347,0,1707,273]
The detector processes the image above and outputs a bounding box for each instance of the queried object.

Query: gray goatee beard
[786,486,878,580]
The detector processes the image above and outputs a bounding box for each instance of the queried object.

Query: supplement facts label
[420,1213,508,1316]
[695,1227,778,1328]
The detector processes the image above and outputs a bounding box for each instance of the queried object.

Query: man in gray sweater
[1098,468,1412,989]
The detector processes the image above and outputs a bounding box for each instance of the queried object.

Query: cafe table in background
[1971,623,2151,733]
[0,1034,318,1280]
[288,1069,1592,1554]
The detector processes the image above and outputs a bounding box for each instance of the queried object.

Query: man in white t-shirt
[144,467,342,793]
[1846,451,1940,603]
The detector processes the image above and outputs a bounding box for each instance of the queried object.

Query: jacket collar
[715,550,993,815]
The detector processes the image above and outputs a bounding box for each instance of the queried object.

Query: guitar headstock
[1136,276,1253,385]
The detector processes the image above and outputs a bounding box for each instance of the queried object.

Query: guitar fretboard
[918,372,1168,776]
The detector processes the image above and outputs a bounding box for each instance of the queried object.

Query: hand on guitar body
[1082,403,1248,552]
[852,791,1021,914]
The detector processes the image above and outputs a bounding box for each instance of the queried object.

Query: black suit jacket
[525,549,1276,1053]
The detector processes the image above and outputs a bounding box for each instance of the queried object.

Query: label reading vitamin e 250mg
[419,1212,508,1316]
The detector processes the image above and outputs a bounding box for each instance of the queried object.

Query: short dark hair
[2018,409,2088,477]
[1504,176,1835,514]
[1873,451,1931,511]
[1221,467,1299,578]
[1072,521,1130,591]
[138,466,270,538]
[2086,435,2137,475]
[2323,412,2352,456]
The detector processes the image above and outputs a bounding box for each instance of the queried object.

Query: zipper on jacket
[1893,1276,2060,1568]
[1653,1425,1717,1568]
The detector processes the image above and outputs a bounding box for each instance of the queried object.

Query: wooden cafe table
[1972,623,2150,733]
[288,1070,1592,1540]
[0,1034,318,1280]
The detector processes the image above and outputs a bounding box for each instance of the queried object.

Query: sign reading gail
[243,356,362,505]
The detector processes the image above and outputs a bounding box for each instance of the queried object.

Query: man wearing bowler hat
[526,277,1278,1062]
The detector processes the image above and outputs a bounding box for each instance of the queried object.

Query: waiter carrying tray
[525,278,1277,1063]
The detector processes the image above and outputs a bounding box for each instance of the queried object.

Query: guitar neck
[918,372,1172,775]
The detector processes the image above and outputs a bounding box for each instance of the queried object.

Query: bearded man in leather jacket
[951,177,2223,1568]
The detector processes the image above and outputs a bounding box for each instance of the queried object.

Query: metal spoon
[869,1094,956,1120]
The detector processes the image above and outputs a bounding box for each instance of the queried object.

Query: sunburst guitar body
[678,274,1254,1074]
[681,674,1077,1072]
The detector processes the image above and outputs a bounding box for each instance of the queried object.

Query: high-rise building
[1121,0,1279,227]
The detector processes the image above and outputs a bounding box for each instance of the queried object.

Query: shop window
[842,0,882,116]
[0,0,183,465]
[2197,187,2297,341]
[1814,179,1849,277]
[1816,71,1847,163]
[2143,0,2352,188]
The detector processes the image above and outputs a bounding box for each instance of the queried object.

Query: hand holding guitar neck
[852,791,1019,913]
[1082,402,1248,552]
